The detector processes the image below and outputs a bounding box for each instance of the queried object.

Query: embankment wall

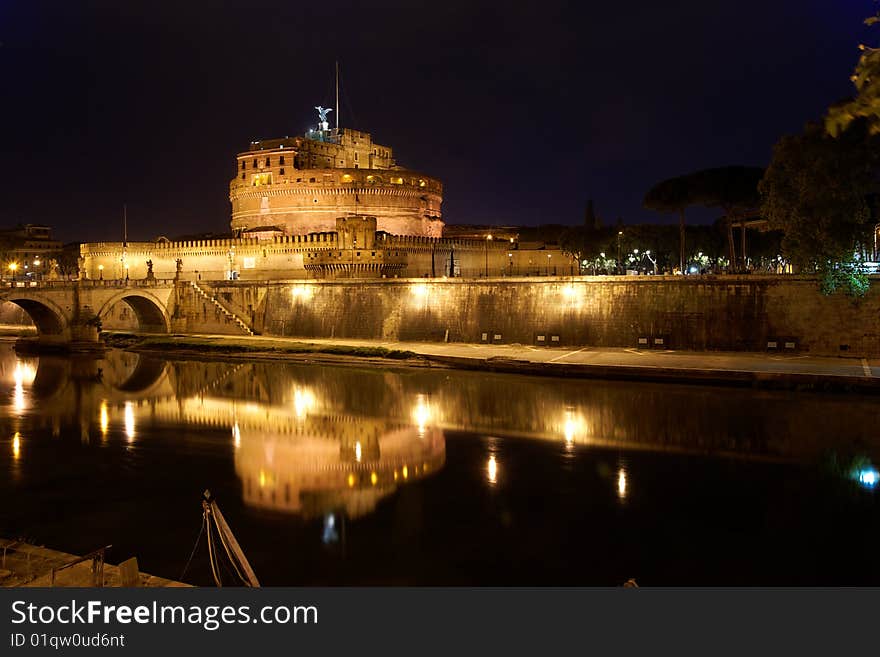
[198,275,880,357]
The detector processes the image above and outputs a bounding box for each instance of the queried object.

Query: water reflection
[2,342,880,524]
[487,455,498,485]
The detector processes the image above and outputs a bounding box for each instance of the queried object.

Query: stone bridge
[0,279,178,348]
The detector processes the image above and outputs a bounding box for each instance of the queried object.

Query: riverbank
[103,332,880,394]
[0,538,189,587]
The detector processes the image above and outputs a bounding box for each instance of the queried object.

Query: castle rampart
[80,219,572,282]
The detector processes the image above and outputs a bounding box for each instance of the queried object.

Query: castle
[80,110,575,281]
[230,126,443,239]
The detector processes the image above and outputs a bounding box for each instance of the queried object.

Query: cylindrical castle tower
[229,127,443,238]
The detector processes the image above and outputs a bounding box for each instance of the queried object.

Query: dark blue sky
[0,1,874,242]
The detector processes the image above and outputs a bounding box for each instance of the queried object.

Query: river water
[1,340,879,586]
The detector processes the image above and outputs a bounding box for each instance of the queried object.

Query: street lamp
[98,264,104,280]
[8,262,17,283]
[546,253,552,276]
[485,234,492,277]
[644,250,657,275]
[617,231,623,274]
[507,252,513,275]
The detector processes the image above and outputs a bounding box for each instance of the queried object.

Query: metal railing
[50,545,111,587]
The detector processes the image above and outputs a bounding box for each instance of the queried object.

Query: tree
[645,167,763,272]
[560,199,609,272]
[826,13,880,137]
[644,176,691,273]
[685,166,764,269]
[759,121,878,276]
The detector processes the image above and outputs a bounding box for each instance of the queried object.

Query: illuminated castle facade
[79,109,578,282]
[229,125,444,238]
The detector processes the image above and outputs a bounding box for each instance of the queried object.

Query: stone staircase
[189,281,254,336]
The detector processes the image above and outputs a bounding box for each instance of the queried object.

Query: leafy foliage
[759,121,878,270]
[819,258,871,298]
[827,12,880,136]
[644,167,764,271]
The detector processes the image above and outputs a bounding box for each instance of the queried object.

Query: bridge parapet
[0,281,176,351]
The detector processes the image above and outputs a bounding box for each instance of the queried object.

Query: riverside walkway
[153,333,880,392]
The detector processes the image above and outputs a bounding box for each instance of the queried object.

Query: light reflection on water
[2,342,880,584]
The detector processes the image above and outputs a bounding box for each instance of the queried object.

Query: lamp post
[546,253,552,276]
[485,234,492,277]
[8,262,17,283]
[645,250,657,275]
[507,252,513,276]
[617,231,623,275]
[98,264,104,280]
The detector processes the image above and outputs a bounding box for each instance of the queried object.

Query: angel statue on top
[315,106,333,124]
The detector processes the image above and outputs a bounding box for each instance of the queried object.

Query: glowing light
[259,470,266,488]
[347,473,356,487]
[12,361,35,387]
[232,422,241,448]
[99,400,109,436]
[370,472,378,486]
[355,441,362,462]
[33,259,40,267]
[410,283,429,299]
[561,284,581,307]
[618,468,628,500]
[12,431,20,459]
[292,387,316,419]
[291,285,314,301]
[402,465,408,479]
[858,469,879,488]
[562,411,584,444]
[487,455,498,485]
[12,361,34,413]
[412,395,431,433]
[13,382,24,413]
[124,401,135,441]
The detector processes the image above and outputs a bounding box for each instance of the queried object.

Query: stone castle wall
[196,276,880,357]
[229,175,444,238]
[80,236,576,282]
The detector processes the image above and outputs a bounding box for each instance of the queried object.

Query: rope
[205,510,223,587]
[178,516,205,582]
[214,515,251,586]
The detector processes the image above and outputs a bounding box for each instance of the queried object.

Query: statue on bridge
[145,259,155,281]
[174,258,183,282]
[47,259,60,281]
[76,256,87,280]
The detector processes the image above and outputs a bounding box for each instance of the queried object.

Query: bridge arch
[5,296,67,336]
[97,290,170,334]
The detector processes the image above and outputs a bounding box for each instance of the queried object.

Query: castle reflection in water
[3,343,880,523]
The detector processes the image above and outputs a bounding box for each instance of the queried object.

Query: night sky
[0,1,873,243]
